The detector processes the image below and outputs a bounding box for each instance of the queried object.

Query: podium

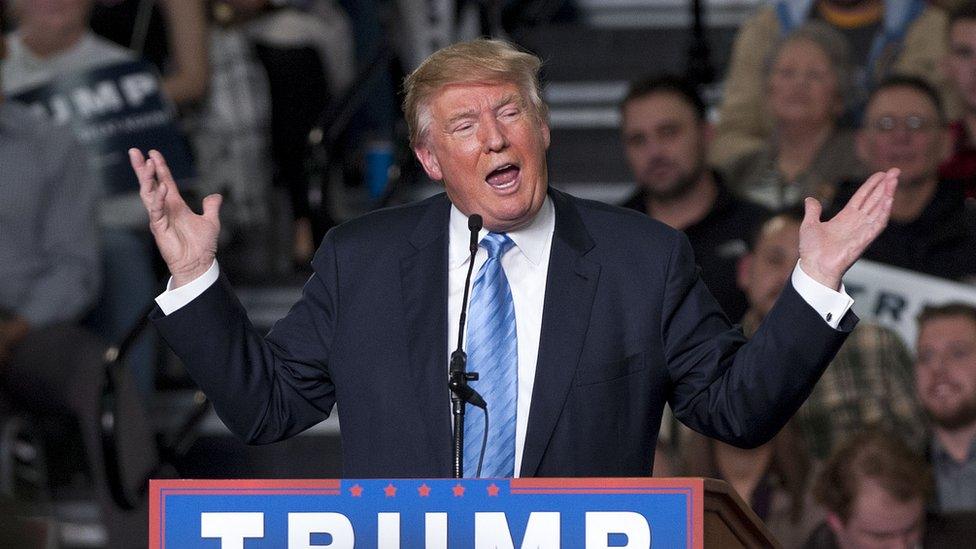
[150,477,778,547]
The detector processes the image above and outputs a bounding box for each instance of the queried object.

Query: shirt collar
[930,433,976,465]
[448,195,555,268]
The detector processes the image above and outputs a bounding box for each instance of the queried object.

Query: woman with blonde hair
[724,22,866,209]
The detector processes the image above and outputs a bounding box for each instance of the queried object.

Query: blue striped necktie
[464,232,518,478]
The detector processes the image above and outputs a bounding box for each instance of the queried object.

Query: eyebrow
[494,93,521,111]
[445,93,523,126]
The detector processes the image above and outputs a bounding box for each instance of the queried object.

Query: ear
[541,118,551,150]
[413,143,443,181]
[736,253,753,292]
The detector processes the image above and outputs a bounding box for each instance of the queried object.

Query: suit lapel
[400,195,453,476]
[520,189,600,477]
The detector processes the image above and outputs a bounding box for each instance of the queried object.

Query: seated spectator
[0,32,157,546]
[619,76,769,322]
[805,430,976,548]
[712,0,950,167]
[832,75,976,281]
[1,0,132,93]
[739,210,924,460]
[1,0,162,398]
[940,3,976,200]
[680,423,822,547]
[915,303,976,512]
[724,22,866,210]
[89,0,210,108]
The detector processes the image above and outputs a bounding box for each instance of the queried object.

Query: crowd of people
[1,0,975,547]
[621,1,976,546]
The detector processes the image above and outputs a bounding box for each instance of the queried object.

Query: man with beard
[831,75,976,281]
[620,76,768,322]
[915,303,976,512]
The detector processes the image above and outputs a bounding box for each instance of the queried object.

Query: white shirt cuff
[792,260,854,330]
[155,260,220,315]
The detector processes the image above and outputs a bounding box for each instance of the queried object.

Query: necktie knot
[481,232,515,259]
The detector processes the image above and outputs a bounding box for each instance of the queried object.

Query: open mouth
[486,164,521,189]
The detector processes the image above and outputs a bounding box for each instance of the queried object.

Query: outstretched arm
[799,169,899,290]
[129,148,223,288]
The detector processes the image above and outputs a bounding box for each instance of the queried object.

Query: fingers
[129,148,154,191]
[802,197,823,227]
[130,148,167,222]
[847,171,887,212]
[861,168,901,219]
[148,149,178,195]
[201,194,223,226]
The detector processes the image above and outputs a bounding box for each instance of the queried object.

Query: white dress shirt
[447,197,555,477]
[157,195,854,477]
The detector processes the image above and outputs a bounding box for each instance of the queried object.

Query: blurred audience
[181,1,274,280]
[805,430,976,548]
[0,32,157,547]
[681,423,822,547]
[89,0,210,108]
[832,75,976,281]
[713,0,950,167]
[915,303,976,512]
[1,0,131,94]
[242,0,355,268]
[0,0,166,396]
[1,0,163,398]
[940,3,976,199]
[619,76,768,322]
[739,210,924,460]
[724,22,865,210]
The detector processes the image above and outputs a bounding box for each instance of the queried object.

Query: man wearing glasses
[831,75,976,282]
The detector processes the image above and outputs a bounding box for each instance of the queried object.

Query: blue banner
[150,478,703,548]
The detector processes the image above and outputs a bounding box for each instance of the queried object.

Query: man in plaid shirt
[738,209,925,460]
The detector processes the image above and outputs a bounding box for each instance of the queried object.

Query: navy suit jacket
[153,188,855,477]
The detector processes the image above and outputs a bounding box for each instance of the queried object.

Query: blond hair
[402,39,547,148]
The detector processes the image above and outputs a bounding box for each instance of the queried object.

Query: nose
[480,117,509,153]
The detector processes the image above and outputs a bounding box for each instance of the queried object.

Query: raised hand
[129,148,223,288]
[799,168,899,290]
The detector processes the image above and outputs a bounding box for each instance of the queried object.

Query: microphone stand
[448,214,487,478]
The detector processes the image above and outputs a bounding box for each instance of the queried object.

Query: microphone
[468,214,482,254]
[449,214,486,409]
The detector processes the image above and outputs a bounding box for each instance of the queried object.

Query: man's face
[946,20,976,114]
[739,217,801,319]
[767,39,840,126]
[829,478,925,549]
[620,92,707,201]
[916,315,976,430]
[856,86,949,186]
[15,0,92,37]
[413,81,550,232]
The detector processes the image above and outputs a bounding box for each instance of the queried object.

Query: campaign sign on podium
[150,478,704,547]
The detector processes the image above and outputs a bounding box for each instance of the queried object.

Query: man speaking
[129,40,898,479]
